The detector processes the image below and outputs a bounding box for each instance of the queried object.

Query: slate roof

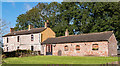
[3,28,46,37]
[42,31,113,44]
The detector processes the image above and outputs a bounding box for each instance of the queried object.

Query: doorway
[58,50,62,56]
[46,44,52,55]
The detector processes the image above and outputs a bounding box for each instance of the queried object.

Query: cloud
[24,3,32,11]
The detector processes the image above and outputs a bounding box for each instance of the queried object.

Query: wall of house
[3,33,42,52]
[108,34,117,56]
[3,28,55,54]
[41,28,55,42]
[52,41,109,56]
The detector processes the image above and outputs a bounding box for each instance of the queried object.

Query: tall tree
[14,2,61,31]
[15,2,120,43]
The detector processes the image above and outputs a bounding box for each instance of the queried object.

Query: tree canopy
[14,2,120,43]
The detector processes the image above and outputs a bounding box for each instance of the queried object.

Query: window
[31,46,34,51]
[7,37,8,43]
[7,47,8,52]
[17,46,19,50]
[76,45,80,50]
[31,34,34,41]
[92,44,99,50]
[17,36,20,42]
[48,45,50,52]
[64,45,68,51]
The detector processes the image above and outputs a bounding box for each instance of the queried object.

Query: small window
[64,45,68,51]
[76,45,80,50]
[7,37,8,43]
[17,46,19,50]
[7,47,8,52]
[92,44,99,50]
[17,36,20,42]
[31,34,34,41]
[31,46,34,51]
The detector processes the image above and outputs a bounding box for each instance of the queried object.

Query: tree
[14,2,120,43]
[0,19,9,47]
[14,2,61,31]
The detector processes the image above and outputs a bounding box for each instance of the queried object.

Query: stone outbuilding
[42,30,117,56]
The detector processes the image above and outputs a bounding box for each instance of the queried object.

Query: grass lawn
[3,56,118,64]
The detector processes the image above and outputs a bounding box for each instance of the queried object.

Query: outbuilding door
[58,50,62,56]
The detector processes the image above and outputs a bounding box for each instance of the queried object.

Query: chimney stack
[45,20,49,28]
[65,29,69,36]
[28,25,33,30]
[10,28,14,33]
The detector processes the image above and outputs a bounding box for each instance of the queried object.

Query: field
[3,56,118,64]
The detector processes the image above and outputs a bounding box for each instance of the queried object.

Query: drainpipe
[39,33,41,52]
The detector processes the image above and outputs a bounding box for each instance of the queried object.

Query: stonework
[50,33,117,56]
[108,34,117,56]
[3,29,117,57]
[3,27,55,55]
[52,41,109,56]
[3,33,42,52]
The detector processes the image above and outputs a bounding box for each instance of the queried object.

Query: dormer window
[17,36,20,42]
[7,37,8,43]
[31,34,34,41]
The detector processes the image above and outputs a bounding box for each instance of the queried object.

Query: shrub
[2,49,38,58]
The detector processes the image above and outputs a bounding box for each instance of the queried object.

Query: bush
[2,49,40,58]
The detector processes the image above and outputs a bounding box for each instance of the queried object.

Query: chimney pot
[45,20,49,28]
[28,25,33,30]
[10,28,14,32]
[65,29,69,36]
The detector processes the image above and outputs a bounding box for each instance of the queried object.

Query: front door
[46,44,52,55]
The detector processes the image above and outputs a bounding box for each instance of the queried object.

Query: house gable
[108,33,117,56]
[41,28,55,42]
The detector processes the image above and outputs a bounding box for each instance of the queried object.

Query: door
[58,50,62,56]
[46,44,52,55]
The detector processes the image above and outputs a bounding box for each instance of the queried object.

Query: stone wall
[3,28,55,55]
[3,33,42,52]
[52,41,109,56]
[108,34,117,56]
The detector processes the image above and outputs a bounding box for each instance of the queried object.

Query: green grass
[3,56,118,64]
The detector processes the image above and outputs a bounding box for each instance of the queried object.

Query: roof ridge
[78,31,113,36]
[11,27,45,33]
[42,31,114,44]
[3,27,46,37]
[53,31,113,39]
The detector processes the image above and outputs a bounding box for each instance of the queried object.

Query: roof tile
[3,28,46,37]
[42,31,113,44]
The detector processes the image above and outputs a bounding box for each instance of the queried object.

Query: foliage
[15,2,120,43]
[2,49,37,58]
